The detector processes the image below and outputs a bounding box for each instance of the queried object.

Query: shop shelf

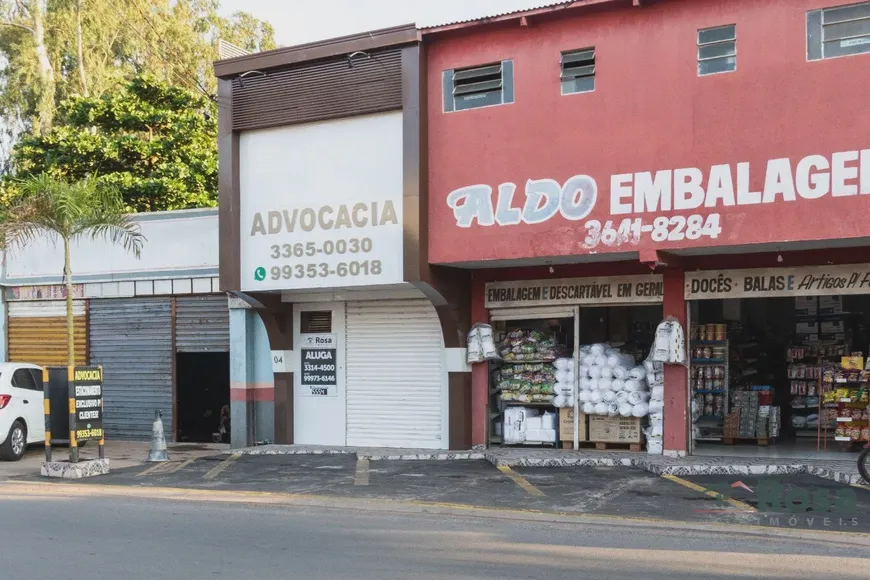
[836,417,868,423]
[500,359,557,365]
[694,437,723,441]
[691,359,726,364]
[501,401,555,407]
[693,389,725,394]
[835,436,853,442]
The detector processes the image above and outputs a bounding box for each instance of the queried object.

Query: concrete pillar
[229,308,275,447]
[470,274,489,448]
[662,267,689,456]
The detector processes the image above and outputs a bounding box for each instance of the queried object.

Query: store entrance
[689,294,870,459]
[176,352,230,443]
[488,304,662,449]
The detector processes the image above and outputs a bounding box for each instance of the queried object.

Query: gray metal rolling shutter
[89,298,172,439]
[345,299,445,449]
[175,295,230,352]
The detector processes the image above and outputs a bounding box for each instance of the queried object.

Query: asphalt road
[0,492,868,580]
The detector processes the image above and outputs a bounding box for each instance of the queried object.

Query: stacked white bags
[551,358,575,408]
[577,344,653,417]
[644,359,665,454]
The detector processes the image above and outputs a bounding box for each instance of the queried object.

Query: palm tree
[0,174,145,367]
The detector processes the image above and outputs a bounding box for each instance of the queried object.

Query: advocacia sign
[485,275,663,308]
[685,264,870,300]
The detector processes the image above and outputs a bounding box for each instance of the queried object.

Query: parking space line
[354,459,370,486]
[662,474,756,512]
[203,454,240,480]
[136,462,175,478]
[497,465,544,497]
[165,458,197,474]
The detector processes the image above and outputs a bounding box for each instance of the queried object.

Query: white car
[0,362,45,461]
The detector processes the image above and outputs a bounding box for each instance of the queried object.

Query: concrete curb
[230,444,867,486]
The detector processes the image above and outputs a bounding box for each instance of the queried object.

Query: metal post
[573,305,580,450]
[67,366,78,464]
[98,366,105,460]
[43,367,51,463]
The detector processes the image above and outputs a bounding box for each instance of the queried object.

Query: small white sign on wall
[271,350,293,373]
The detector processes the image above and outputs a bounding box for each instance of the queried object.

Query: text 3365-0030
[270,238,373,259]
[270,261,382,280]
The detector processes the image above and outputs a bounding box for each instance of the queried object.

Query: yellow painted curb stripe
[354,458,370,486]
[663,474,757,512]
[203,453,240,480]
[165,458,197,475]
[136,462,175,477]
[498,465,544,497]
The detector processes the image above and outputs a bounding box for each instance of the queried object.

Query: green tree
[9,75,218,212]
[0,0,274,140]
[0,173,144,366]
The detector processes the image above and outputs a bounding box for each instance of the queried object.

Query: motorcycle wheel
[859,448,870,485]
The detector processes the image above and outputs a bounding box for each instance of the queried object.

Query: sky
[219,0,551,46]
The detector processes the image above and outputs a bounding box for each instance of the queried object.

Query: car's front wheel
[0,421,26,461]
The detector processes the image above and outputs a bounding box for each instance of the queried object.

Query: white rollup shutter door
[345,299,445,449]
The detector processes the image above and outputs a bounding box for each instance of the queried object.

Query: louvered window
[301,311,332,333]
[808,1,870,60]
[698,24,737,76]
[561,48,595,94]
[443,60,514,112]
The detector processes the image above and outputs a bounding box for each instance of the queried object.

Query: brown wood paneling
[448,372,472,450]
[214,24,418,78]
[218,78,240,292]
[231,49,403,132]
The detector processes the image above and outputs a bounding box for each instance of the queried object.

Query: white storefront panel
[345,299,446,449]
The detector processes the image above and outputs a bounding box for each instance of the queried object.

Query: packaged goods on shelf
[498,329,567,362]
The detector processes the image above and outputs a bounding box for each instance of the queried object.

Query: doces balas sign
[685,264,870,300]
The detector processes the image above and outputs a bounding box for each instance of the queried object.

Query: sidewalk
[0,440,229,480]
[234,444,865,486]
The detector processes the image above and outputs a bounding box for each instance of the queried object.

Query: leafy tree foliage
[8,75,217,212]
[0,0,274,148]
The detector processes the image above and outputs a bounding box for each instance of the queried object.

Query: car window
[28,369,43,390]
[12,368,40,391]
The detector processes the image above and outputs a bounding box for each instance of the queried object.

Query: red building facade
[424,0,870,453]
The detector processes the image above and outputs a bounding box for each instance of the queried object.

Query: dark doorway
[176,352,230,443]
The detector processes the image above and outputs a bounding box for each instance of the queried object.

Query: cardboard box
[559,408,587,442]
[821,320,844,335]
[588,415,643,443]
[794,297,818,317]
[795,321,819,335]
[842,356,865,370]
[820,295,843,315]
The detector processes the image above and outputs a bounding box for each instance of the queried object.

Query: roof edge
[214,23,420,78]
[421,0,629,35]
